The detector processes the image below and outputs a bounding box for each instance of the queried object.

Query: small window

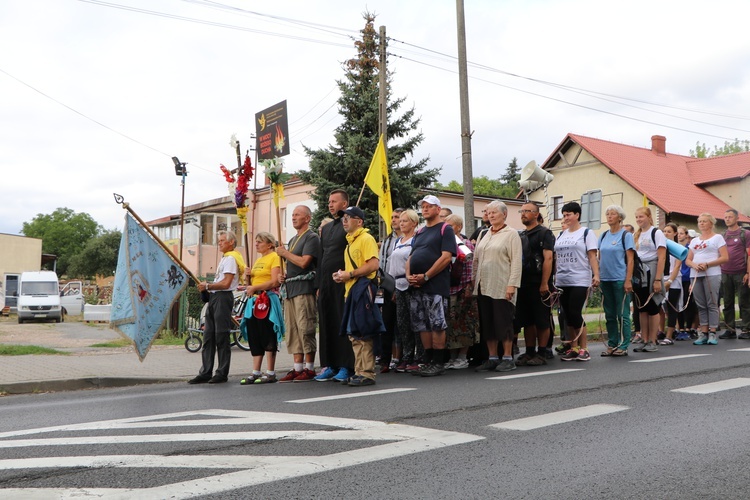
[552,196,564,220]
[580,190,602,229]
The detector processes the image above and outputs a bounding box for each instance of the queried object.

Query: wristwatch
[424,273,430,282]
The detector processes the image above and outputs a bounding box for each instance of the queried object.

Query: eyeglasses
[518,209,537,214]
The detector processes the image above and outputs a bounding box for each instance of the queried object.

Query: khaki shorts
[284,293,317,354]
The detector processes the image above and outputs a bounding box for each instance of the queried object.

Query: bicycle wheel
[184,331,203,353]
[232,328,251,351]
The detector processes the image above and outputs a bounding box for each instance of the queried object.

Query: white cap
[419,195,441,208]
[688,229,698,238]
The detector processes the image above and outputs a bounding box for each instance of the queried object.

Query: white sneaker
[449,358,469,369]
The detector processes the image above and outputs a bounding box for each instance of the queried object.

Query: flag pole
[355,181,367,207]
[113,193,200,284]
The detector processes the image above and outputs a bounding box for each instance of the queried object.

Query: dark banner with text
[255,100,290,159]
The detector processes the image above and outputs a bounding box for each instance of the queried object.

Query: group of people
[188,188,750,386]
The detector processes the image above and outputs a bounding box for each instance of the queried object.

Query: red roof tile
[686,152,750,185]
[541,133,749,222]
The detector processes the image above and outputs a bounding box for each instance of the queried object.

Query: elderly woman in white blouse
[472,200,522,373]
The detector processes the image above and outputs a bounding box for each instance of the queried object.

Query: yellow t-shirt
[344,228,379,297]
[250,252,281,287]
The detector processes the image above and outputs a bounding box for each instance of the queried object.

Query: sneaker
[278,369,300,383]
[314,367,336,381]
[560,348,580,361]
[450,358,470,370]
[631,334,645,344]
[689,330,699,340]
[719,330,736,340]
[293,368,316,382]
[349,375,375,387]
[657,331,666,340]
[495,359,517,372]
[543,348,555,360]
[526,354,547,366]
[405,362,422,374]
[332,367,351,382]
[642,342,659,352]
[420,363,445,377]
[693,334,708,345]
[675,331,690,341]
[575,348,591,361]
[555,342,572,354]
[707,333,718,345]
[475,359,499,372]
[658,338,674,346]
[395,360,409,373]
[389,359,400,370]
[633,342,647,352]
[410,364,426,376]
[444,358,456,369]
[739,331,750,340]
[380,364,391,374]
[239,373,262,385]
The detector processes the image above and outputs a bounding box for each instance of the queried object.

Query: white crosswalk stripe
[671,377,750,394]
[489,404,629,431]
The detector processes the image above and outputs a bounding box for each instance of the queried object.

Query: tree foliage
[21,207,101,276]
[690,139,750,158]
[67,229,121,279]
[299,13,439,234]
[434,157,521,198]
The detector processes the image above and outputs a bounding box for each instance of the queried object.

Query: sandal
[240,374,262,385]
[611,348,628,356]
[516,353,533,366]
[601,347,615,357]
[254,373,277,384]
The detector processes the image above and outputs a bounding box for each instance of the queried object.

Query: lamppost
[172,156,187,260]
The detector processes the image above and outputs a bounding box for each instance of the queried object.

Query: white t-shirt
[387,236,413,291]
[214,255,239,292]
[666,255,682,290]
[636,226,667,262]
[554,226,598,287]
[689,234,726,278]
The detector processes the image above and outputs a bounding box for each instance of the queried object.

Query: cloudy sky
[2,0,749,235]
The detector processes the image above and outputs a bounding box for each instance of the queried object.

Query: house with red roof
[526,133,750,233]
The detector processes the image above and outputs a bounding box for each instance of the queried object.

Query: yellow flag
[364,134,393,234]
[642,193,648,207]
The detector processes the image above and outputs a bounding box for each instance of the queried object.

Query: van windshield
[22,282,58,295]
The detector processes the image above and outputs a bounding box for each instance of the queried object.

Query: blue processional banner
[110,213,188,361]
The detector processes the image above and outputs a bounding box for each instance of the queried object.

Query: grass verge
[0,345,69,356]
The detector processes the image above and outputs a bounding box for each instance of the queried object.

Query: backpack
[604,227,656,286]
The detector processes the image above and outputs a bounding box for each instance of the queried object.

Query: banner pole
[113,193,200,284]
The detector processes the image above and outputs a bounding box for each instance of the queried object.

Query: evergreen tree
[500,157,520,191]
[299,13,439,235]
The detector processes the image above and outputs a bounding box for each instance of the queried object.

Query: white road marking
[672,377,750,394]
[0,409,483,499]
[727,347,750,352]
[489,404,630,431]
[487,368,584,380]
[285,387,417,403]
[629,354,711,363]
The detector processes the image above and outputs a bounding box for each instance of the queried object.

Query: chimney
[651,135,666,157]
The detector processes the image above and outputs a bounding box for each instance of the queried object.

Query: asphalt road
[2,340,750,499]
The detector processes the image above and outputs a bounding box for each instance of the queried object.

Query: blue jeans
[601,281,632,349]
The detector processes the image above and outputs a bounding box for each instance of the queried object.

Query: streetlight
[172,156,187,260]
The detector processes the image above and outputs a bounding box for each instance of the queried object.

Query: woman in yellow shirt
[240,232,282,384]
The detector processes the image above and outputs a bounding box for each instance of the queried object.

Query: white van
[17,271,62,324]
[60,281,84,316]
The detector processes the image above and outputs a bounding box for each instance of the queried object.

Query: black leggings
[678,279,697,330]
[558,286,588,330]
[665,288,681,329]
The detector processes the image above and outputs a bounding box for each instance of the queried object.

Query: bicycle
[184,290,251,352]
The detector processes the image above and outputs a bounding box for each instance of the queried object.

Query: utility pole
[378,25,388,241]
[456,0,475,236]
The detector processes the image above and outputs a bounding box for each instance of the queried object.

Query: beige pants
[349,337,375,380]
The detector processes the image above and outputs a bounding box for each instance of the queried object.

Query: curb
[0,377,185,395]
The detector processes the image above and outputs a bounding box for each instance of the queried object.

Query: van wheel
[18,317,23,324]
[55,316,62,323]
